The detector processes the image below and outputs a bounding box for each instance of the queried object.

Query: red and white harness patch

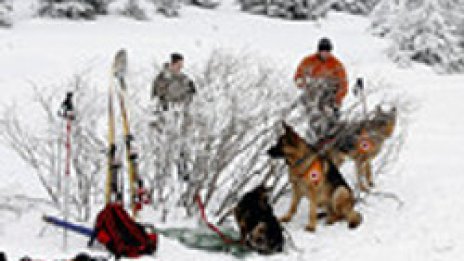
[304,158,323,185]
[357,130,375,154]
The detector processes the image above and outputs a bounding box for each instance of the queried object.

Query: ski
[112,49,142,217]
[105,52,123,205]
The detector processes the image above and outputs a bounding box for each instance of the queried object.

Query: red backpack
[88,203,157,259]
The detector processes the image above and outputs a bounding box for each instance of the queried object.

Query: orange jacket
[294,53,348,106]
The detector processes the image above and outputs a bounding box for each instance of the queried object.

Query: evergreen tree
[239,0,382,20]
[120,0,148,20]
[239,0,333,20]
[332,0,381,15]
[188,0,221,9]
[0,0,12,27]
[156,0,181,17]
[371,0,464,73]
[39,0,112,20]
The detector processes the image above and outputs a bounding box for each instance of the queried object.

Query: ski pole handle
[356,78,364,90]
[353,77,368,118]
[58,92,75,120]
[353,78,364,96]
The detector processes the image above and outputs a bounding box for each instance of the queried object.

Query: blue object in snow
[43,215,94,237]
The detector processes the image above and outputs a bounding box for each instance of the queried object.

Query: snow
[1,1,464,260]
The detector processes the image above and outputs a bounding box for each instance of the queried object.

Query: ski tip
[113,49,128,78]
[115,49,127,61]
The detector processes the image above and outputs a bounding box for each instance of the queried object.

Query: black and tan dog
[234,185,284,254]
[268,122,362,232]
[329,105,397,191]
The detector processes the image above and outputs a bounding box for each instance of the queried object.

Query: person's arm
[334,62,348,106]
[181,73,196,94]
[293,55,314,88]
[152,71,170,110]
[188,80,196,94]
[151,73,163,100]
[152,63,171,99]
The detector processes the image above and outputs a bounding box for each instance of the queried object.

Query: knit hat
[171,53,184,64]
[317,37,333,52]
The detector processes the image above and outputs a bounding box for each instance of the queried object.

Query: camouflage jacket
[151,64,196,105]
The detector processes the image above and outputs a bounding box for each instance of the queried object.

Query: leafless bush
[145,50,299,221]
[0,76,106,221]
[0,51,297,222]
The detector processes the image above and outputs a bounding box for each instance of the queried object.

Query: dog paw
[349,221,361,229]
[359,184,369,192]
[325,217,336,226]
[305,224,316,232]
[279,216,292,223]
[348,216,362,229]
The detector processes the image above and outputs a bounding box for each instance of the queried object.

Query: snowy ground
[1,1,464,260]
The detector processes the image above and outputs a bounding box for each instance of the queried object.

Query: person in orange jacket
[294,38,348,145]
[294,37,348,107]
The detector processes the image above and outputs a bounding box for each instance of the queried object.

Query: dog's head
[235,185,271,216]
[268,122,317,165]
[370,105,397,138]
[247,222,284,254]
[268,122,303,158]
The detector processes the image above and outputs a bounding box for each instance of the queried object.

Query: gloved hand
[159,96,168,111]
[335,93,344,106]
[295,77,306,88]
[188,80,196,94]
[334,107,340,119]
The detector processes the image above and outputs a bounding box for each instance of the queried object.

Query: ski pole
[353,77,368,119]
[58,91,75,251]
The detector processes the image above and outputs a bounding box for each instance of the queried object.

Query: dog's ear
[282,121,291,132]
[255,185,270,205]
[285,126,300,145]
[256,184,270,196]
[260,184,272,194]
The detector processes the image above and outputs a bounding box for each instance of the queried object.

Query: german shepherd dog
[329,105,397,191]
[234,185,284,254]
[268,123,362,232]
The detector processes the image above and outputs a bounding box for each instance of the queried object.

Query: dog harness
[357,129,375,155]
[304,158,323,185]
[294,153,323,186]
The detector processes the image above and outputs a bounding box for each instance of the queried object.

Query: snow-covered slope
[0,2,463,260]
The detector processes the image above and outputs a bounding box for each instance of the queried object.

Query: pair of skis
[105,49,141,217]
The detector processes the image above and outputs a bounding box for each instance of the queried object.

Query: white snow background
[0,0,463,260]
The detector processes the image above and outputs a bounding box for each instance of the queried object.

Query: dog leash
[194,194,240,245]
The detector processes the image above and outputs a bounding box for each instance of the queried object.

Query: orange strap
[302,158,323,185]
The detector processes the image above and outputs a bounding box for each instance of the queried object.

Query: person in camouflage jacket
[151,53,196,111]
